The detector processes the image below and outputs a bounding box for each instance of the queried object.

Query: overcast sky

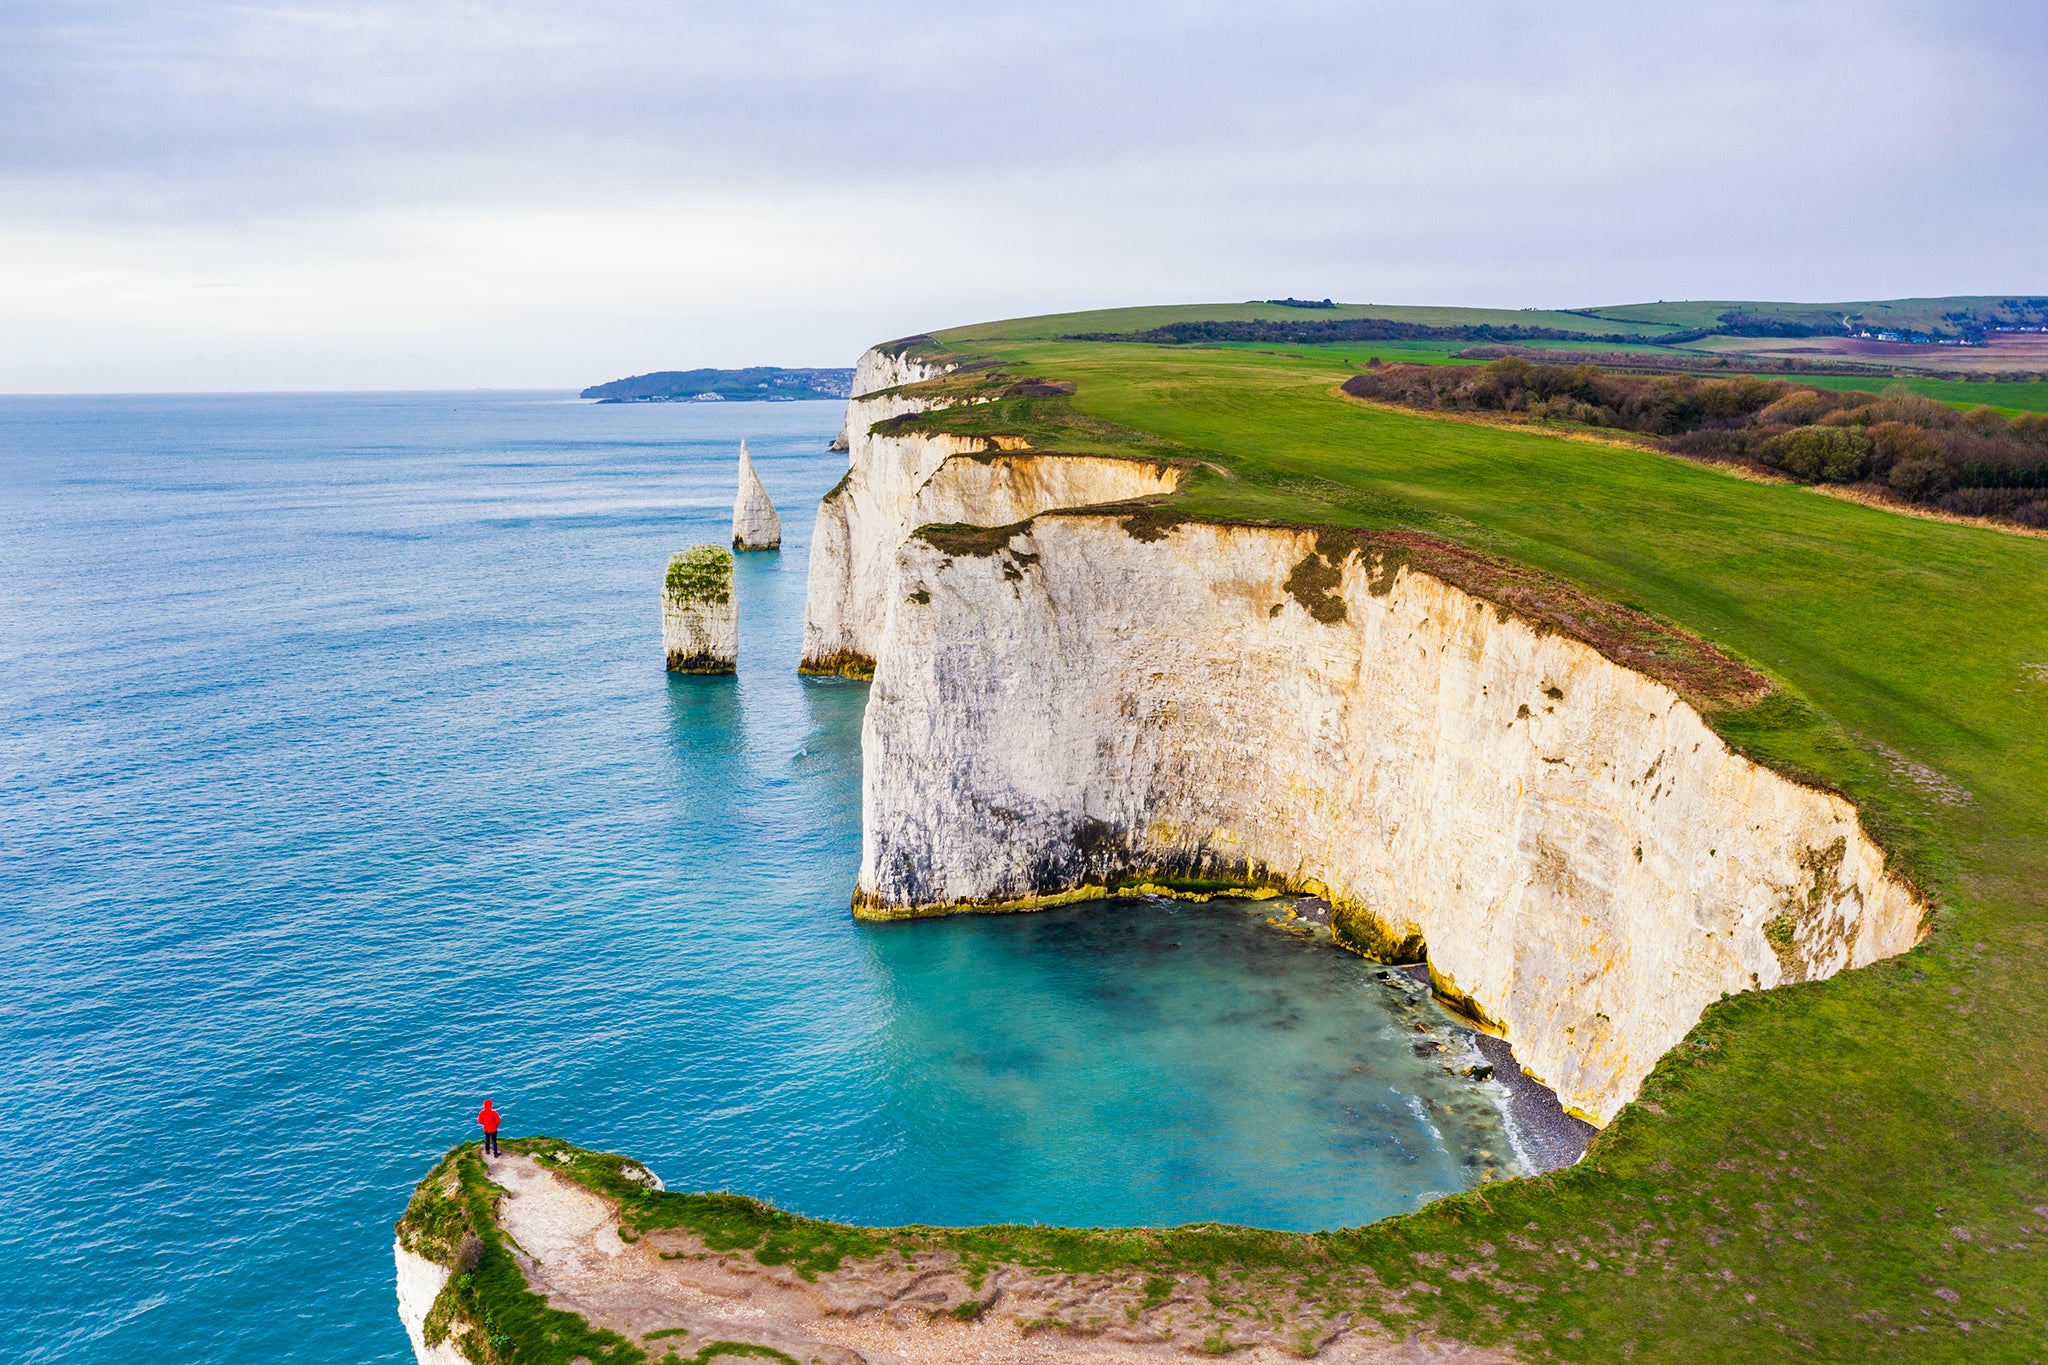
[3,1,2044,392]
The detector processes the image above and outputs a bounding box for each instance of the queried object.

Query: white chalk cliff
[731,440,782,550]
[801,344,1177,674]
[806,343,1925,1126]
[394,1239,466,1365]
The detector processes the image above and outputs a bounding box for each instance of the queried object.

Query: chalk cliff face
[731,441,782,550]
[855,515,1924,1123]
[801,346,957,674]
[393,1240,465,1365]
[800,343,1177,674]
[664,546,737,674]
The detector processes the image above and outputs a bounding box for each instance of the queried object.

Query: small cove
[1,392,1519,1365]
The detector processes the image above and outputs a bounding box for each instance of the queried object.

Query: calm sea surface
[0,393,1512,1363]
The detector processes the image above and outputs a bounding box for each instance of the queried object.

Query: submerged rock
[731,441,781,550]
[663,546,737,674]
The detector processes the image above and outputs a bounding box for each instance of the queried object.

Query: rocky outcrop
[854,515,1925,1123]
[731,440,782,550]
[398,1145,1515,1364]
[393,1240,465,1365]
[801,345,958,675]
[663,545,737,674]
[800,342,1177,675]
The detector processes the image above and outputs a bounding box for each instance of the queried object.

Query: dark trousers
[483,1130,499,1156]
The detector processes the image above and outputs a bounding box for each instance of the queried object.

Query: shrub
[1889,458,1952,500]
[2009,412,2048,446]
[1764,426,1871,483]
[1939,487,2029,518]
[666,545,733,605]
[1866,421,1943,477]
[1341,360,2048,524]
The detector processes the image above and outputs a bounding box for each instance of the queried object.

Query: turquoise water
[0,393,1512,1364]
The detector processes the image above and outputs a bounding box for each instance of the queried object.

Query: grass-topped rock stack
[662,546,736,674]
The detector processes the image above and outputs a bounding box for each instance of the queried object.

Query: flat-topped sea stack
[731,441,781,550]
[661,545,736,673]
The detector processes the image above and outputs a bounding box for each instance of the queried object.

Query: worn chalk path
[464,1154,1516,1365]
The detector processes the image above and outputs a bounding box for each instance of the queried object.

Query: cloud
[2,0,2044,389]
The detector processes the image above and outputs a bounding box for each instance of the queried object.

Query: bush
[2009,412,2048,446]
[1764,426,1871,483]
[1866,421,1942,477]
[1889,458,1952,501]
[1940,487,2030,518]
[1341,360,2048,524]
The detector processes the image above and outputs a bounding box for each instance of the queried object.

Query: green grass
[665,546,732,606]
[1784,372,2048,416]
[399,1145,647,1365]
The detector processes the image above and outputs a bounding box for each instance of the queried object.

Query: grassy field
[1108,335,2048,415]
[1570,296,2045,335]
[940,301,1696,343]
[1785,372,2048,417]
[886,322,2048,1360]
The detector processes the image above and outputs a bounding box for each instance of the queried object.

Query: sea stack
[731,441,781,550]
[662,546,737,674]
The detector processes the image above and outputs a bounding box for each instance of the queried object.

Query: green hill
[581,366,854,403]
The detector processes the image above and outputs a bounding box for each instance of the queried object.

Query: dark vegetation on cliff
[1343,359,2048,529]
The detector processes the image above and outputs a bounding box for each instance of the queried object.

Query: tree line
[1342,359,2048,529]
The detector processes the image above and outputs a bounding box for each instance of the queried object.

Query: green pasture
[941,300,1694,343]
[1786,372,2048,416]
[891,322,2048,1360]
[1574,295,2041,335]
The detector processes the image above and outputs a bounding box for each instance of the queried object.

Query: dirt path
[483,1153,1514,1364]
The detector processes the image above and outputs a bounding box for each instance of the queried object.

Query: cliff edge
[806,341,1926,1126]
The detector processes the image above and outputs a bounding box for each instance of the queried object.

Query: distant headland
[580,366,855,403]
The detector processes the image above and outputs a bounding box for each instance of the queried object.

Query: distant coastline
[581,366,855,403]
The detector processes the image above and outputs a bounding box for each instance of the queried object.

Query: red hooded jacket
[477,1102,501,1134]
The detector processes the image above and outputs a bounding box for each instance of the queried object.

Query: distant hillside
[1061,296,2048,349]
[581,367,855,403]
[956,296,2048,376]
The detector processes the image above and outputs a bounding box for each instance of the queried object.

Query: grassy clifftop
[865,316,2048,1359]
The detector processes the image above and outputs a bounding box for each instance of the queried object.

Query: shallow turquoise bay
[0,393,1511,1363]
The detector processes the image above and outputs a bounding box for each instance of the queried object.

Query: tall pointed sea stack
[731,441,781,550]
[662,545,737,674]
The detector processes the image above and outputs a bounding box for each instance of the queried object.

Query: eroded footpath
[397,1141,1517,1365]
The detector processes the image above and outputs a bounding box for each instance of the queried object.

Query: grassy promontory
[430,306,2048,1362]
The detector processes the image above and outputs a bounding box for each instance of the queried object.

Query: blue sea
[0,393,1512,1363]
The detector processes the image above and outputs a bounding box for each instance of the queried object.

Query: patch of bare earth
[484,1154,1514,1364]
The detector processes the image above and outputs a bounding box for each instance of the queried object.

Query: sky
[3,1,2045,392]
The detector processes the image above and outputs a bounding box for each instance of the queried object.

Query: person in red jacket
[477,1099,502,1157]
